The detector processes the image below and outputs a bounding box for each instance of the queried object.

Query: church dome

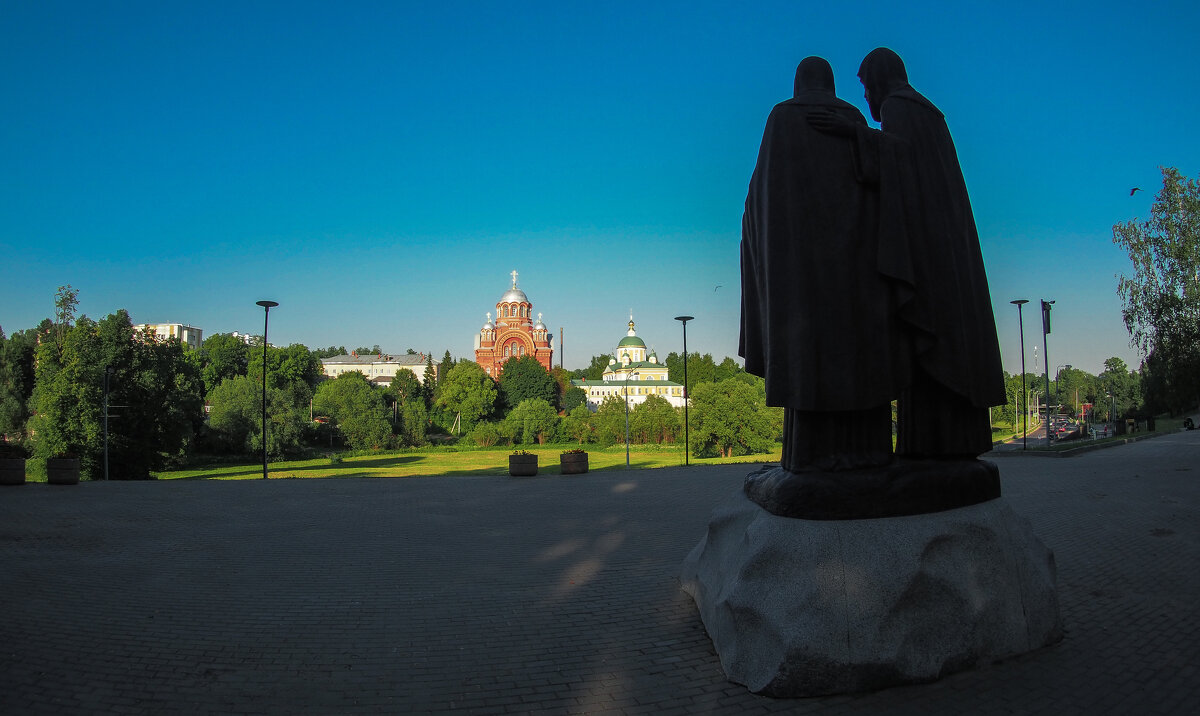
[482,312,493,330]
[500,287,529,304]
[499,270,528,304]
[618,317,645,348]
[534,313,546,330]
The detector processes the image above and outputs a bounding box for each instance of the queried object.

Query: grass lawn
[152,443,784,481]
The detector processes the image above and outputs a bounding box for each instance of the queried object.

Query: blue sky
[2,1,1196,375]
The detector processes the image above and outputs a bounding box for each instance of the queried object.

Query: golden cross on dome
[510,270,519,288]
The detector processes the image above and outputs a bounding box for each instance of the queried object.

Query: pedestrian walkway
[2,430,1198,715]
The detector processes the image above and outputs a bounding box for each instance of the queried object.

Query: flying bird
[713,285,723,292]
[1130,187,1142,196]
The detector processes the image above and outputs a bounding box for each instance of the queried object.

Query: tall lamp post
[1040,299,1054,442]
[256,300,278,480]
[624,363,631,469]
[674,315,694,466]
[103,365,114,481]
[1011,300,1029,450]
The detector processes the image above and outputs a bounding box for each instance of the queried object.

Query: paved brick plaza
[2,431,1198,715]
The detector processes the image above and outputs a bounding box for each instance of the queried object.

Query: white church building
[571,317,686,411]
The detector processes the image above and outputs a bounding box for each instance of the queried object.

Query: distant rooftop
[321,353,426,366]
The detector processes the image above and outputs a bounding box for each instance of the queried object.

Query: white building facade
[133,323,203,351]
[320,352,432,386]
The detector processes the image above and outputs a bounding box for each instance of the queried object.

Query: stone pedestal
[680,491,1062,697]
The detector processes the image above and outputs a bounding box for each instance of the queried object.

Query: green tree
[592,395,629,446]
[562,404,594,444]
[498,355,556,412]
[1099,357,1140,418]
[437,350,455,390]
[1113,167,1200,413]
[387,369,423,405]
[385,369,427,445]
[53,284,79,347]
[665,351,719,387]
[30,310,204,479]
[399,400,429,446]
[204,375,313,459]
[561,386,588,413]
[310,345,349,359]
[571,354,613,381]
[688,378,779,458]
[435,359,498,430]
[468,420,501,447]
[248,343,322,391]
[630,394,680,444]
[714,356,744,383]
[0,327,38,440]
[205,376,258,453]
[312,372,391,450]
[422,353,437,405]
[195,333,250,396]
[505,398,559,444]
[549,366,572,410]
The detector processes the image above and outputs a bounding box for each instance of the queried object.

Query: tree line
[0,291,782,479]
[992,357,1142,428]
[431,354,781,458]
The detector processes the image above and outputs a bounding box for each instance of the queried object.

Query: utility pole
[674,316,694,465]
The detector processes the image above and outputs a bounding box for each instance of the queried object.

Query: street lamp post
[256,300,278,480]
[624,365,631,469]
[103,365,114,481]
[674,316,694,466]
[1011,300,1029,450]
[1040,299,1054,442]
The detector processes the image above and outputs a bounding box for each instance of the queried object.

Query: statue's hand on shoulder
[807,108,856,137]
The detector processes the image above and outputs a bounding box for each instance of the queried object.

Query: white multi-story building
[133,323,203,351]
[571,317,685,410]
[320,352,433,386]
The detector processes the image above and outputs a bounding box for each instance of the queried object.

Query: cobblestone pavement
[2,430,1197,715]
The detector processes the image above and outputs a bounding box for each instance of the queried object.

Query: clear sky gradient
[3,1,1197,375]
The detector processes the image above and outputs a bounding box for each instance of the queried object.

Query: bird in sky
[714,285,723,292]
[1130,187,1142,196]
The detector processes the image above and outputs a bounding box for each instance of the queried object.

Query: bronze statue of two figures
[740,49,1006,520]
[685,51,1061,696]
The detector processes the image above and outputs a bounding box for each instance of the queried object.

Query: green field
[148,444,784,481]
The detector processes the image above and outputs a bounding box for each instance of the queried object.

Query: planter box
[560,452,589,475]
[0,458,26,486]
[508,454,538,477]
[47,457,81,485]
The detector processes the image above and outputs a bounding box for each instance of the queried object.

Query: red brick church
[474,271,554,377]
